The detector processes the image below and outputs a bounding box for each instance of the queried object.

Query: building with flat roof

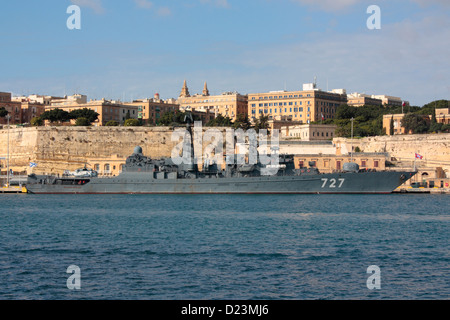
[435,107,449,124]
[0,92,22,125]
[248,83,347,124]
[383,113,431,135]
[177,81,247,122]
[124,93,180,125]
[46,97,139,126]
[280,124,337,141]
[347,93,382,107]
[372,95,409,107]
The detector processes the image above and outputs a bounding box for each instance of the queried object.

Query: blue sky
[0,0,449,106]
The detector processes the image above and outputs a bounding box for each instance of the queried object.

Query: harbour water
[0,194,448,300]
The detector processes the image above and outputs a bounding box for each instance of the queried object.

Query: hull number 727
[321,178,345,188]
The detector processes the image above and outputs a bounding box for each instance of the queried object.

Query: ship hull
[26,171,415,194]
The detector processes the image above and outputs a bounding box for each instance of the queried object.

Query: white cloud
[231,15,450,105]
[200,0,230,9]
[291,0,360,12]
[215,0,230,8]
[157,7,172,16]
[134,0,153,9]
[70,0,104,14]
[412,0,450,7]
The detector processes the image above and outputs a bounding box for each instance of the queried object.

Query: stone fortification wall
[1,127,449,175]
[334,133,450,173]
[0,127,177,174]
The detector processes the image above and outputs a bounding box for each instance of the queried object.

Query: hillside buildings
[347,93,383,107]
[280,124,337,141]
[436,108,449,124]
[248,82,347,124]
[177,81,248,122]
[0,92,23,125]
[123,93,179,125]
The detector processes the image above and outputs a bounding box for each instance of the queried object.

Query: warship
[26,116,416,194]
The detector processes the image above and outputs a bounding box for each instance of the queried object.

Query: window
[374,160,379,168]
[361,160,366,167]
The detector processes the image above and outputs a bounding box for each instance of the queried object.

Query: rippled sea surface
[0,194,448,300]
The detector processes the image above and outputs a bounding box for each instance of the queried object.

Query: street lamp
[350,117,354,163]
[6,114,11,187]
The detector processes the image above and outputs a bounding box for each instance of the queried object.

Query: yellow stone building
[436,107,449,124]
[123,93,179,125]
[248,83,347,124]
[48,95,139,126]
[347,93,382,107]
[177,80,248,122]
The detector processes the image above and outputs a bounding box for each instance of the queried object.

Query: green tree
[69,108,99,123]
[40,108,71,123]
[335,104,356,120]
[105,120,120,126]
[30,117,43,126]
[232,113,251,130]
[253,115,270,133]
[429,111,443,132]
[124,118,141,126]
[419,100,449,115]
[158,111,200,126]
[0,107,8,118]
[206,114,233,127]
[441,123,450,132]
[401,113,429,134]
[75,117,91,126]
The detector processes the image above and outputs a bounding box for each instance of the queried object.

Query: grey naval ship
[26,118,416,194]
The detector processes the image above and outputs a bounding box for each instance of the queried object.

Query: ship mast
[184,112,197,172]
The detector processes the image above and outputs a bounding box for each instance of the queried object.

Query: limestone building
[248,83,347,124]
[47,95,139,126]
[177,80,248,122]
[280,124,337,141]
[0,92,22,125]
[123,93,179,125]
[436,107,449,124]
[347,93,382,107]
